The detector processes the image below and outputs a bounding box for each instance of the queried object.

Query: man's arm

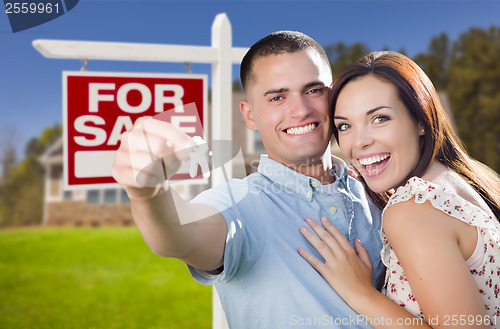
[112,117,227,271]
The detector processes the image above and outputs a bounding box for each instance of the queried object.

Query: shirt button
[330,207,337,214]
[306,192,311,198]
[311,181,318,188]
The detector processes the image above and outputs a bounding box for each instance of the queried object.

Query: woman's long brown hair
[330,51,500,221]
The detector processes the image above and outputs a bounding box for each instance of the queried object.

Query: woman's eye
[336,123,351,131]
[373,115,390,124]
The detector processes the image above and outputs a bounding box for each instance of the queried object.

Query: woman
[298,51,500,328]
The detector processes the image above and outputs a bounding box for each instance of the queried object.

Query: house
[38,136,133,226]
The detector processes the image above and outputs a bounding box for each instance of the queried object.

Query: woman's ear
[418,123,425,136]
[240,100,257,130]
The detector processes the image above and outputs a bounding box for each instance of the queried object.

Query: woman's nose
[353,128,374,149]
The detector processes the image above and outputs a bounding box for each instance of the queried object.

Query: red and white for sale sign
[63,71,207,189]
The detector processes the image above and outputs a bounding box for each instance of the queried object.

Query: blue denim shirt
[189,155,383,328]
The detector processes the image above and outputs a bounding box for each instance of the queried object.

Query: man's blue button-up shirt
[189,155,383,328]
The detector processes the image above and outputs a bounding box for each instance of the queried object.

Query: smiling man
[112,31,383,329]
[240,47,333,181]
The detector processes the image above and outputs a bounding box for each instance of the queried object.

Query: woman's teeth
[359,154,390,166]
[286,123,316,135]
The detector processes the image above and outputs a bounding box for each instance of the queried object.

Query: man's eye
[307,88,323,95]
[270,96,284,102]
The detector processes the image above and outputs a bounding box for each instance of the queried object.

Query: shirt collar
[257,155,349,201]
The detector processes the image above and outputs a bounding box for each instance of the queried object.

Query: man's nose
[288,94,311,118]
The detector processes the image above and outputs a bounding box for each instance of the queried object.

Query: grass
[0,227,212,329]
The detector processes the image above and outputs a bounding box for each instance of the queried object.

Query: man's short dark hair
[240,31,331,91]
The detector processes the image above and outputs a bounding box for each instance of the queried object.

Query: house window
[86,190,100,204]
[85,189,130,204]
[120,189,130,204]
[63,190,73,200]
[104,189,117,204]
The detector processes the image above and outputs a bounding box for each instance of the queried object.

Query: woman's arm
[382,199,489,328]
[299,199,489,328]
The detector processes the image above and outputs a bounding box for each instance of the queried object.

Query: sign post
[34,13,248,329]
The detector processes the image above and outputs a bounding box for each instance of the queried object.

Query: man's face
[240,49,333,169]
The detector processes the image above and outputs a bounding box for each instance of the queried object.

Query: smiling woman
[334,74,423,193]
[299,51,500,329]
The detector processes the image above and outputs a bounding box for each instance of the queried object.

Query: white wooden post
[211,13,233,182]
[32,13,246,329]
[42,163,51,225]
[210,15,232,329]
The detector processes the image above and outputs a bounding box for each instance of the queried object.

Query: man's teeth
[359,154,390,166]
[286,123,316,135]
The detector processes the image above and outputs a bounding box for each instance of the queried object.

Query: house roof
[38,136,63,165]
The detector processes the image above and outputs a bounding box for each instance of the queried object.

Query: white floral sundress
[381,176,500,326]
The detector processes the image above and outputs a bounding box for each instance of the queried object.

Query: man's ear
[240,100,257,130]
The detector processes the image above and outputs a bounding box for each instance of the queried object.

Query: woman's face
[334,74,424,193]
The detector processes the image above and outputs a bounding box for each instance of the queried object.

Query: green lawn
[0,227,212,329]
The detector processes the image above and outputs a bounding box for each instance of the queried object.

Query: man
[112,31,383,328]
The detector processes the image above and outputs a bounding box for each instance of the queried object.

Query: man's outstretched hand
[112,116,196,199]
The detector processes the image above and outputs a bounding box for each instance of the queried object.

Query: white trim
[62,70,209,79]
[41,164,50,225]
[44,137,63,156]
[38,137,63,166]
[33,39,247,64]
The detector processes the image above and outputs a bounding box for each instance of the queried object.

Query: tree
[0,126,20,226]
[447,26,500,173]
[0,124,62,227]
[232,79,243,92]
[414,33,451,91]
[0,126,19,181]
[325,42,371,78]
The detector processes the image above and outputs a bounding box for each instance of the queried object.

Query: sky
[1,0,500,158]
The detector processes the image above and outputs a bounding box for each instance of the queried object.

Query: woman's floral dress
[381,176,500,327]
